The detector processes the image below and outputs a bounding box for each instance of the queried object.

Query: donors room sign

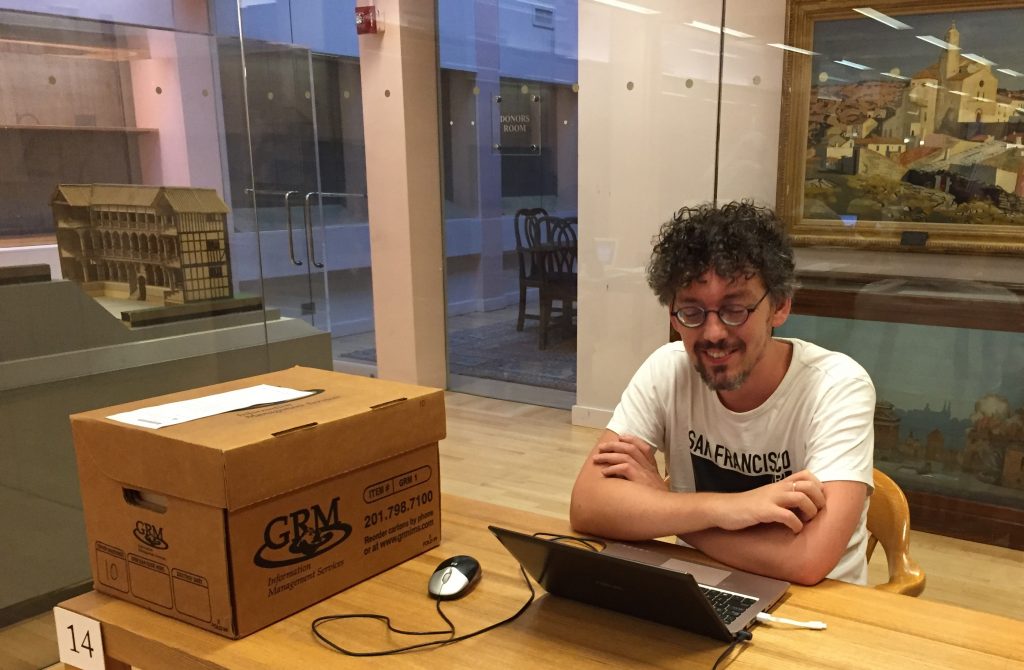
[494,84,541,155]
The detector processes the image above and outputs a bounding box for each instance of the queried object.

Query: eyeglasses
[673,290,770,328]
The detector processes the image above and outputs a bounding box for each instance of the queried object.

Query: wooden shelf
[793,270,1024,333]
[0,234,56,249]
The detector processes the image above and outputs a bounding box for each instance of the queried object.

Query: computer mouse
[427,555,481,600]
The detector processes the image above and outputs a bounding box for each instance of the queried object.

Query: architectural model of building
[53,184,232,305]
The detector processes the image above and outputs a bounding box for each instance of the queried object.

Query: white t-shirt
[607,338,875,584]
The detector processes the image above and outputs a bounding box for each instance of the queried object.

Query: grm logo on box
[254,496,352,568]
[134,521,169,550]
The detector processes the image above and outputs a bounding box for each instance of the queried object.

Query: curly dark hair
[646,201,796,306]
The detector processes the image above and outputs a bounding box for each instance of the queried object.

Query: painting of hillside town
[875,393,1024,510]
[797,6,1024,242]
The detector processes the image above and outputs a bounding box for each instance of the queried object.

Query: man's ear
[770,295,792,328]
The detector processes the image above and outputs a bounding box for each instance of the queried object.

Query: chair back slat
[511,208,577,348]
[538,215,577,276]
[514,207,548,280]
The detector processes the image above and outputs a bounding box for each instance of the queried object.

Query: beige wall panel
[359,0,446,387]
[573,0,786,427]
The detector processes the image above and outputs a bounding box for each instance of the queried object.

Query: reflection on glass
[220,1,376,363]
[778,276,1024,545]
[437,0,578,407]
[0,13,146,243]
[0,4,345,657]
[0,19,230,641]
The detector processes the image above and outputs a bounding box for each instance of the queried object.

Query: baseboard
[330,316,375,337]
[484,291,520,312]
[447,293,518,317]
[0,580,92,628]
[571,404,612,428]
[449,374,574,410]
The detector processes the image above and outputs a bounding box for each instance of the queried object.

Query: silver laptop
[489,525,788,642]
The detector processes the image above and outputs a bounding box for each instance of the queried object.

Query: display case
[0,3,335,634]
[775,0,1024,548]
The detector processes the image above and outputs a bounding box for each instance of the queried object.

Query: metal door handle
[303,192,324,268]
[248,189,366,270]
[300,191,365,269]
[284,190,302,266]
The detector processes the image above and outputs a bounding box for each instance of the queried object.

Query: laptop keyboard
[699,585,758,624]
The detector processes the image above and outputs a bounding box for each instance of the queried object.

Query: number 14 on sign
[53,606,107,670]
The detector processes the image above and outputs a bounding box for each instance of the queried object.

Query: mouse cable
[311,564,536,656]
[711,630,752,670]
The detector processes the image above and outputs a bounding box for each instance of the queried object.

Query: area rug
[343,320,577,392]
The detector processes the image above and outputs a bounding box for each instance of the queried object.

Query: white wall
[0,245,60,278]
[130,30,225,190]
[573,0,786,427]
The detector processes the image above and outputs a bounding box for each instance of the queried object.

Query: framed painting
[777,0,1024,254]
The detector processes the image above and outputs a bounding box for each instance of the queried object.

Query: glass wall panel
[214,0,375,372]
[438,0,579,408]
[576,0,1023,554]
[575,0,729,425]
[0,2,335,662]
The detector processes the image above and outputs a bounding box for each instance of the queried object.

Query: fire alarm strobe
[355,4,383,35]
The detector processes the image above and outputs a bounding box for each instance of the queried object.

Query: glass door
[234,39,331,330]
[437,0,579,408]
[228,2,374,370]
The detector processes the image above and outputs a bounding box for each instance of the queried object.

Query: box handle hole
[123,488,168,514]
[272,422,318,437]
[370,397,407,410]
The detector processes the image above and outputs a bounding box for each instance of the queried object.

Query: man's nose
[701,311,730,341]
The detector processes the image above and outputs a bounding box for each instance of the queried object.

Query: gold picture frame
[777,0,1024,254]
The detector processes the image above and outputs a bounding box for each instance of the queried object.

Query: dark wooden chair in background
[513,209,578,349]
[514,207,548,336]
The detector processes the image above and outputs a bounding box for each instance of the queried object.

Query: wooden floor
[6,391,1023,669]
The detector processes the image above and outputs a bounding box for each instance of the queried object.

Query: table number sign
[54,606,106,670]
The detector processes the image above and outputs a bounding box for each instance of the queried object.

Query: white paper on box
[107,385,316,429]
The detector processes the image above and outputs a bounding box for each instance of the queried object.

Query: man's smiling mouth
[701,344,741,361]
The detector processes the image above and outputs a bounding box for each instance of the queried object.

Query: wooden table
[59,495,1024,669]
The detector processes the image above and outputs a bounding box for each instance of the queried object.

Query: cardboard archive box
[70,366,445,638]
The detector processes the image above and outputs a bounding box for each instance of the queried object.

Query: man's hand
[592,434,666,491]
[710,470,826,533]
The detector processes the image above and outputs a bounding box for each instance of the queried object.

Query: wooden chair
[867,468,926,596]
[534,215,577,349]
[514,210,578,348]
[513,207,548,333]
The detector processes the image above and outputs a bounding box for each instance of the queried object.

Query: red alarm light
[355,3,382,35]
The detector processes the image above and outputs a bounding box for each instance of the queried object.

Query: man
[570,201,874,585]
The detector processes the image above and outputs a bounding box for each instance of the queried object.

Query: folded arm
[680,480,868,585]
[570,430,827,540]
